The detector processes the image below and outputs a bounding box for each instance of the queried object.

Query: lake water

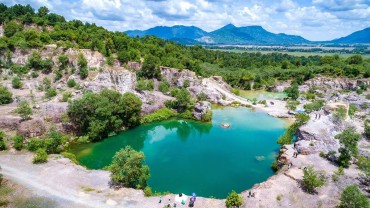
[70,107,287,198]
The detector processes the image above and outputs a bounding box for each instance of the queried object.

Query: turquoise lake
[70,107,287,198]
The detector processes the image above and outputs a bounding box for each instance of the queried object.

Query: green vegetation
[67,78,76,88]
[26,129,66,154]
[225,190,243,208]
[285,82,299,100]
[365,121,370,139]
[302,166,325,193]
[67,89,142,141]
[277,113,309,145]
[201,110,213,122]
[335,128,362,168]
[348,104,358,118]
[0,4,369,94]
[158,81,170,93]
[11,76,23,89]
[136,79,154,91]
[337,185,369,208]
[303,100,324,113]
[16,100,32,120]
[0,86,13,105]
[141,108,177,124]
[32,148,48,164]
[332,166,344,182]
[61,92,72,102]
[108,146,150,189]
[45,88,57,99]
[61,152,79,164]
[286,100,300,111]
[333,107,347,123]
[357,156,370,179]
[165,88,193,113]
[12,135,24,151]
[0,131,6,151]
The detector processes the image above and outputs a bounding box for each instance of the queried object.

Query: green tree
[0,130,6,151]
[302,166,325,193]
[0,86,13,105]
[347,55,363,65]
[12,76,23,89]
[140,55,160,79]
[365,121,370,139]
[3,20,23,37]
[108,146,150,189]
[337,185,369,208]
[335,128,362,157]
[16,100,32,120]
[225,190,243,208]
[67,78,77,88]
[285,82,299,100]
[38,6,49,17]
[58,54,69,69]
[337,148,351,168]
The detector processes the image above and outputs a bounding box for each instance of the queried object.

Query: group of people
[159,193,197,208]
[248,191,256,198]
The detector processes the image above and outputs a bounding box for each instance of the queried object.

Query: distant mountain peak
[332,27,370,44]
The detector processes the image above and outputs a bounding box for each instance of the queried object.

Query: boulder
[18,119,46,138]
[193,101,211,121]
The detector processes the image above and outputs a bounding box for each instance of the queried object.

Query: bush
[285,82,299,100]
[225,190,243,208]
[183,80,190,88]
[45,88,57,99]
[231,88,240,96]
[79,67,88,79]
[16,100,32,120]
[61,92,72,102]
[67,79,76,88]
[32,148,48,164]
[366,94,370,100]
[141,108,177,124]
[12,135,24,151]
[357,156,370,179]
[158,81,170,93]
[303,100,324,113]
[306,92,315,100]
[0,86,13,105]
[365,121,370,139]
[0,131,6,151]
[136,79,154,91]
[27,138,46,152]
[335,128,362,157]
[201,110,213,122]
[277,113,309,145]
[333,107,347,123]
[178,110,194,120]
[12,76,23,89]
[144,186,153,197]
[360,102,369,109]
[348,104,358,118]
[338,185,369,208]
[108,146,150,189]
[302,166,325,193]
[61,152,79,164]
[197,92,208,101]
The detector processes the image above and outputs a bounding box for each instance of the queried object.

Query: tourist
[248,191,252,198]
[251,192,255,197]
[159,196,162,203]
[174,202,177,207]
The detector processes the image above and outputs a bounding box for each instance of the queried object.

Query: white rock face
[193,101,211,120]
[86,66,136,94]
[0,25,3,37]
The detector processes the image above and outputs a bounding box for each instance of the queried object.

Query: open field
[211,49,370,58]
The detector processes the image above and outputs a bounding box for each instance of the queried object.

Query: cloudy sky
[3,0,370,41]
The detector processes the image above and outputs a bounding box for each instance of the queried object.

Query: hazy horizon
[2,0,370,41]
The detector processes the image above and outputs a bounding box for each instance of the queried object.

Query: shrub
[348,104,358,118]
[54,70,62,81]
[61,152,79,164]
[141,108,177,124]
[302,166,325,193]
[61,92,72,102]
[225,190,243,208]
[231,88,240,96]
[306,93,315,100]
[337,148,351,168]
[338,185,369,208]
[16,100,32,120]
[357,156,370,179]
[67,79,76,88]
[0,86,13,105]
[144,186,153,197]
[197,92,208,101]
[271,161,279,172]
[284,82,299,100]
[360,102,369,109]
[79,67,88,79]
[332,167,344,182]
[335,128,362,157]
[0,131,6,151]
[183,80,190,88]
[178,110,194,120]
[201,110,213,122]
[136,79,154,91]
[45,88,57,99]
[303,100,324,113]
[277,113,309,145]
[32,149,48,164]
[27,138,46,152]
[12,76,23,89]
[108,146,150,189]
[12,135,24,151]
[333,107,347,123]
[158,81,170,93]
[365,121,370,139]
[366,94,370,100]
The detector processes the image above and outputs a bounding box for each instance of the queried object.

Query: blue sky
[2,0,370,41]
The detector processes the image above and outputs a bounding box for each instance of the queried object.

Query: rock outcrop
[17,119,46,138]
[301,77,370,92]
[160,67,199,87]
[193,101,211,121]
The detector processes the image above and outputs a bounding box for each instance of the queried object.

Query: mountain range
[125,24,370,45]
